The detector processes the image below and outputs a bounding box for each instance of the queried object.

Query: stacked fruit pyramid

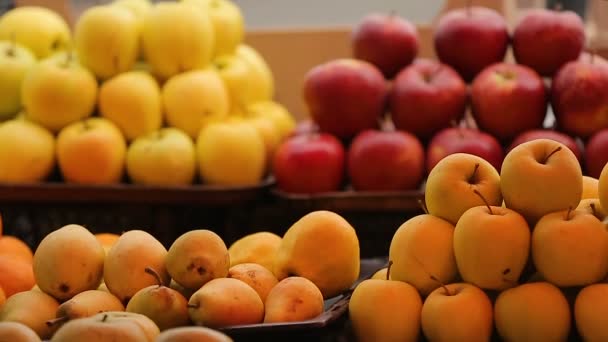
[0,0,296,187]
[349,137,608,342]
[272,3,608,196]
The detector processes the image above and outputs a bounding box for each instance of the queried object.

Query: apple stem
[430,275,452,296]
[541,146,562,164]
[386,260,393,280]
[63,49,74,68]
[418,199,429,214]
[564,206,573,221]
[6,32,15,57]
[473,189,493,215]
[388,9,397,18]
[144,267,163,288]
[553,2,563,11]
[101,314,108,323]
[410,254,452,295]
[466,0,472,16]
[590,202,598,218]
[187,303,200,309]
[468,163,480,184]
[46,316,68,327]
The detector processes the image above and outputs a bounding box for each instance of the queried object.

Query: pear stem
[386,260,393,281]
[187,303,199,309]
[590,202,598,217]
[473,189,493,215]
[541,146,562,164]
[46,316,68,327]
[418,199,429,215]
[430,275,452,296]
[468,163,480,184]
[144,267,163,288]
[101,314,108,323]
[564,206,573,221]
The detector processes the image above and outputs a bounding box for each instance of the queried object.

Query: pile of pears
[0,210,361,341]
[350,138,608,342]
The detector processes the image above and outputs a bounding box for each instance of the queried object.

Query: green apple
[501,138,582,224]
[236,44,275,102]
[57,118,127,184]
[0,6,71,59]
[454,203,530,291]
[196,118,266,186]
[532,208,608,287]
[99,71,162,141]
[349,262,422,342]
[0,119,55,183]
[575,283,608,342]
[22,55,98,133]
[388,214,457,296]
[75,5,140,80]
[421,283,494,342]
[494,282,571,342]
[126,128,196,186]
[142,2,215,80]
[424,153,502,225]
[246,100,296,141]
[0,40,36,120]
[162,68,230,139]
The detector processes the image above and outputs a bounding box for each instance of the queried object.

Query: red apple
[471,62,547,142]
[551,60,608,139]
[584,129,608,178]
[433,6,509,82]
[347,129,425,191]
[303,58,387,140]
[507,129,583,162]
[351,12,419,79]
[512,8,585,77]
[426,127,504,173]
[389,59,467,141]
[272,133,345,194]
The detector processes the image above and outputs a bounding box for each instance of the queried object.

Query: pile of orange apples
[273,3,608,195]
[0,0,296,187]
[349,137,608,341]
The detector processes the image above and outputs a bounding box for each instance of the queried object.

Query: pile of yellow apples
[0,0,296,187]
[349,137,608,342]
[0,210,361,341]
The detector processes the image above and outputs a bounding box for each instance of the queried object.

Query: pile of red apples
[272,3,608,195]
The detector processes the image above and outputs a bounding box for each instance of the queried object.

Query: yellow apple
[388,214,457,296]
[235,44,275,102]
[57,118,127,184]
[577,198,606,221]
[0,6,71,59]
[242,114,281,170]
[75,5,140,80]
[112,0,151,18]
[454,204,530,291]
[194,0,244,57]
[162,69,230,139]
[501,139,582,224]
[126,128,196,186]
[575,283,608,342]
[21,56,98,133]
[246,100,296,140]
[99,71,162,141]
[494,282,571,342]
[424,153,502,225]
[582,176,599,199]
[421,283,494,342]
[196,118,266,186]
[42,49,79,65]
[0,119,54,183]
[0,40,36,120]
[142,2,215,80]
[532,208,608,287]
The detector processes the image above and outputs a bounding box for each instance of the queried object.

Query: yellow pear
[166,230,229,290]
[0,322,41,342]
[126,267,190,331]
[49,311,159,342]
[371,268,388,280]
[349,262,422,342]
[0,290,59,340]
[0,40,37,120]
[532,208,608,287]
[577,198,606,221]
[494,282,571,342]
[75,5,140,80]
[141,2,215,80]
[274,210,360,299]
[33,224,105,301]
[0,119,55,183]
[389,214,457,296]
[575,283,608,342]
[162,69,230,139]
[126,128,196,186]
[422,282,494,342]
[228,231,282,271]
[264,276,324,323]
[582,176,599,199]
[0,6,71,59]
[227,263,278,302]
[156,326,233,342]
[187,278,264,327]
[104,230,170,303]
[46,290,124,329]
[99,71,162,141]
[22,56,97,133]
[196,118,266,186]
[235,44,275,102]
[246,101,296,141]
